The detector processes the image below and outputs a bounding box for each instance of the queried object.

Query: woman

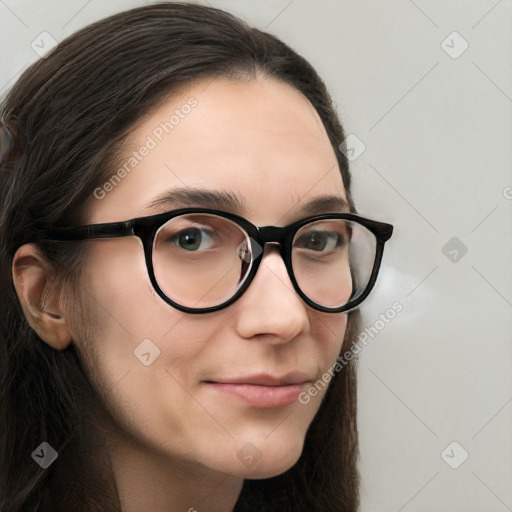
[0,3,393,511]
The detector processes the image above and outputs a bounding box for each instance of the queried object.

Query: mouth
[203,372,312,408]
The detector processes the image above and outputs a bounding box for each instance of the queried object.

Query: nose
[233,243,310,343]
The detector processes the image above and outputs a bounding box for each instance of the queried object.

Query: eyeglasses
[44,208,393,314]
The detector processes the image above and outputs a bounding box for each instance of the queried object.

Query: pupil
[308,231,326,251]
[179,228,201,250]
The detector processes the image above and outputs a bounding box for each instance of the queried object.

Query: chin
[232,439,304,480]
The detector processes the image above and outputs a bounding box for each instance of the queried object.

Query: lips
[208,371,311,387]
[204,372,312,408]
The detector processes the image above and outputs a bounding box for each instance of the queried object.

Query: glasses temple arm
[44,220,135,241]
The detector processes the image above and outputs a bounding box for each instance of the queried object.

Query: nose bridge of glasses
[254,225,288,257]
[258,225,286,245]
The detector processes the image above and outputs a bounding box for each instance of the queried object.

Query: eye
[168,227,215,251]
[296,230,343,252]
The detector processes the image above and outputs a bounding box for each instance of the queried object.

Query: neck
[105,428,243,512]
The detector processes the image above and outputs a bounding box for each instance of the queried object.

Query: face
[70,75,349,479]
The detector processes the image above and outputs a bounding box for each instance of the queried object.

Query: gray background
[1,1,511,510]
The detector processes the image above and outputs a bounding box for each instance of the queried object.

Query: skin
[13,73,349,512]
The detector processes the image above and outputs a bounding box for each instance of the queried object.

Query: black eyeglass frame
[44,207,393,314]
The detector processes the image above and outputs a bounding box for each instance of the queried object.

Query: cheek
[310,311,348,364]
[74,238,155,374]
[81,237,153,325]
[293,312,348,414]
[72,238,225,445]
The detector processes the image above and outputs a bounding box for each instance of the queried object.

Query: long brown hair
[0,3,361,510]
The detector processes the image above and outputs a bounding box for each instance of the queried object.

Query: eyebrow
[145,188,244,213]
[144,187,351,218]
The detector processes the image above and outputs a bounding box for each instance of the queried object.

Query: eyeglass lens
[152,213,377,310]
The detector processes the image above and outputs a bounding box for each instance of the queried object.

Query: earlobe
[12,243,72,350]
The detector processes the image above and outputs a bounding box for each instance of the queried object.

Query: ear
[12,243,72,350]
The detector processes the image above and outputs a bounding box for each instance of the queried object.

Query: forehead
[87,75,347,224]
